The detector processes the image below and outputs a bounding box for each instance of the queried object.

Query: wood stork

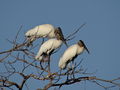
[35,28,68,61]
[25,24,61,45]
[58,40,89,69]
[25,24,56,39]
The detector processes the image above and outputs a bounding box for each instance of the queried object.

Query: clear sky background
[0,0,120,90]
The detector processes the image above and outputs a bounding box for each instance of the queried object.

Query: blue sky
[0,0,120,90]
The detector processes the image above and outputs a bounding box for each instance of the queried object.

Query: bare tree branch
[0,26,120,90]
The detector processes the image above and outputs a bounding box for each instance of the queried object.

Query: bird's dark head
[54,27,68,47]
[54,27,61,39]
[78,40,90,54]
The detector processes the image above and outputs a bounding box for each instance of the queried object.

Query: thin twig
[66,23,86,40]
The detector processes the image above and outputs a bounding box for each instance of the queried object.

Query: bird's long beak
[61,36,68,47]
[63,40,68,47]
[79,40,90,54]
[84,45,90,54]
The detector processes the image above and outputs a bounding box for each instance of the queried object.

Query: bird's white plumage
[35,38,63,61]
[25,24,55,38]
[59,44,84,69]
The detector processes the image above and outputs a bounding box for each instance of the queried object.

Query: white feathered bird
[35,28,68,61]
[25,24,59,42]
[58,40,89,69]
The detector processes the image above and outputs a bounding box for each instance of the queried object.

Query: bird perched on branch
[25,24,65,46]
[58,40,89,69]
[35,27,68,61]
[25,24,57,39]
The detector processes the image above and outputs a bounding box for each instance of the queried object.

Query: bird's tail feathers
[59,59,66,70]
[35,55,43,61]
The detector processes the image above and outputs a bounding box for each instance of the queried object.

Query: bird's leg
[66,71,69,80]
[72,60,75,79]
[67,62,74,79]
[26,36,37,47]
[39,61,49,78]
[40,59,48,69]
[59,69,61,79]
[40,61,44,69]
[48,59,50,71]
[66,63,71,80]
[39,56,50,77]
[54,69,61,83]
[41,53,50,69]
[47,55,51,75]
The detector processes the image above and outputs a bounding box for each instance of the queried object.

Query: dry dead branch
[0,26,120,90]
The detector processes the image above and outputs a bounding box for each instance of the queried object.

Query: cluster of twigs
[0,25,120,90]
